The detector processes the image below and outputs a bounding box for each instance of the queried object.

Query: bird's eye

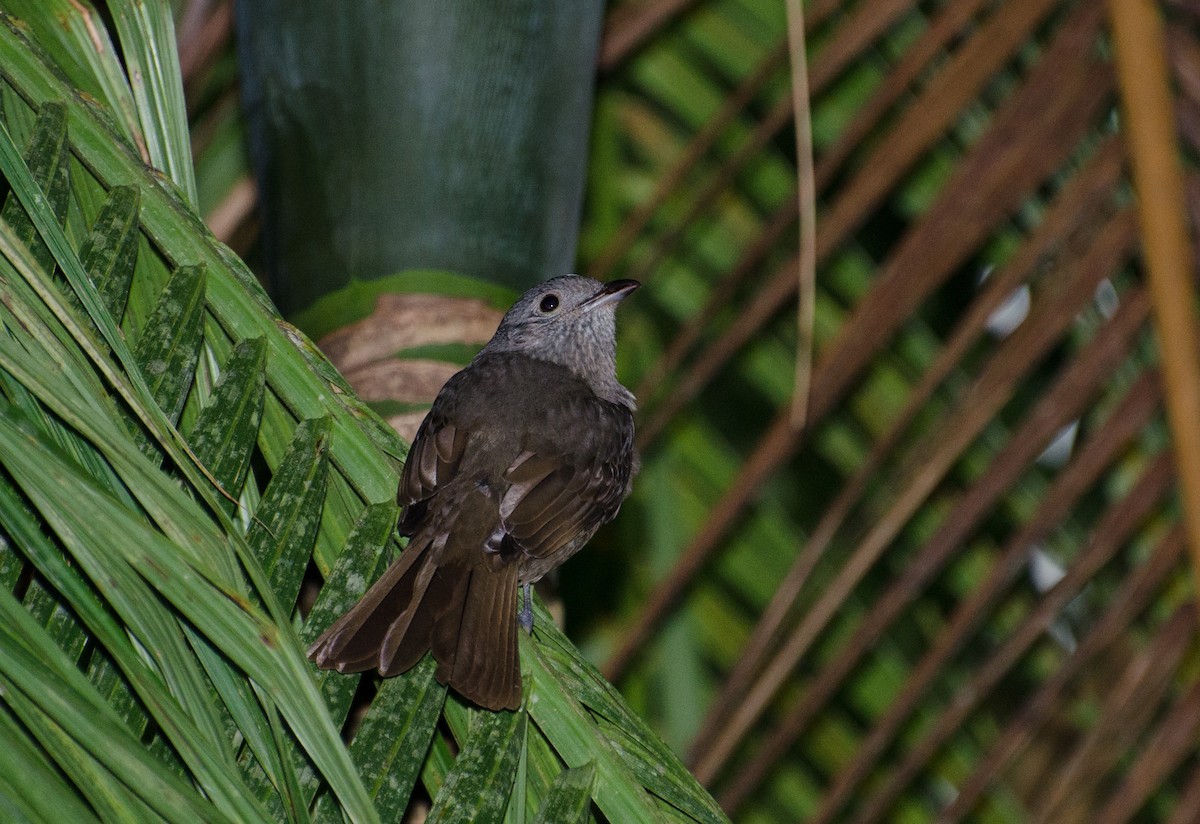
[539,294,560,313]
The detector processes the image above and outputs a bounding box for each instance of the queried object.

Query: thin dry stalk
[785,0,815,428]
[1109,0,1200,598]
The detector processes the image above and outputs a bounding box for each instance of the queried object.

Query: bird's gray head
[482,275,639,407]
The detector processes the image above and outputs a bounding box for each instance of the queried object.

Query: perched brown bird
[309,276,639,710]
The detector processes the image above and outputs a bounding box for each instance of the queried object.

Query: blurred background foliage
[5,0,1200,822]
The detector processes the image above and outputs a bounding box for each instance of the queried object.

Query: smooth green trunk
[236,0,604,317]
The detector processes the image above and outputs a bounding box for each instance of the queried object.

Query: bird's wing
[498,398,634,561]
[397,408,470,511]
[397,355,511,512]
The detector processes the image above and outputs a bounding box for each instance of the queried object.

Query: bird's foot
[518,583,534,634]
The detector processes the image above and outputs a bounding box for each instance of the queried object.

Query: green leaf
[0,18,379,823]
[0,451,274,822]
[131,262,206,430]
[0,466,149,740]
[186,335,268,515]
[22,578,88,661]
[0,407,378,823]
[247,415,332,606]
[428,710,525,824]
[0,365,237,772]
[1,680,162,823]
[187,631,289,814]
[0,214,376,820]
[0,17,398,509]
[0,707,101,824]
[104,0,196,204]
[523,633,670,824]
[533,763,595,824]
[0,242,236,586]
[0,585,236,823]
[78,184,141,323]
[532,613,726,824]
[0,100,69,275]
[0,113,251,571]
[300,501,401,731]
[332,657,446,821]
[0,0,143,149]
[0,12,756,823]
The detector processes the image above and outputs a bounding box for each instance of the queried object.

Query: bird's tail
[307,533,522,711]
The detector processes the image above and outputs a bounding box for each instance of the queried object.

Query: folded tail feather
[307,535,432,671]
[309,533,522,711]
[430,561,521,711]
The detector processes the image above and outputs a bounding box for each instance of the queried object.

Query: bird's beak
[582,279,640,312]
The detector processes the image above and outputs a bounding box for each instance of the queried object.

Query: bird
[308,276,639,710]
